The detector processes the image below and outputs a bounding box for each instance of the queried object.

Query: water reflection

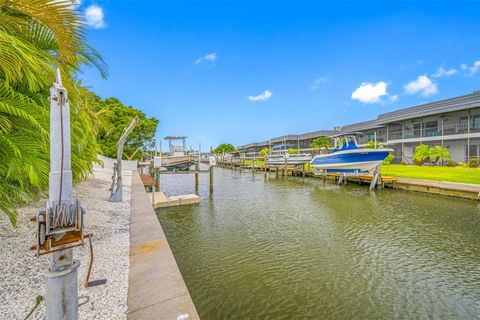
[156,168,480,319]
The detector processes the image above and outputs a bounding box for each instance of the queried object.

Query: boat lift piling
[30,69,104,320]
[109,116,139,202]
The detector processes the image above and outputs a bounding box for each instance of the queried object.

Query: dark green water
[156,168,480,319]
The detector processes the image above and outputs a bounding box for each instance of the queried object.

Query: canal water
[156,168,480,319]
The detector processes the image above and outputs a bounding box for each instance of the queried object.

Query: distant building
[237,90,480,163]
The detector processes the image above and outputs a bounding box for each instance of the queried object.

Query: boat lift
[30,69,104,320]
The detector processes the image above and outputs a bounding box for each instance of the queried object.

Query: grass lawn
[380,164,480,185]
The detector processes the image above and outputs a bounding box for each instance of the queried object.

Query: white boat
[310,134,393,174]
[266,153,312,167]
[162,136,197,171]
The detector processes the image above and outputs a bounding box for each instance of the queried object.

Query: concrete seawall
[395,177,480,200]
[128,172,199,319]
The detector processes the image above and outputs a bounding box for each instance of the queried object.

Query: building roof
[236,90,480,149]
[377,90,480,124]
[298,129,335,139]
[335,119,382,133]
[270,134,300,143]
[237,140,269,149]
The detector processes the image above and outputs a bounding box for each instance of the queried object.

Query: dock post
[195,161,199,190]
[209,166,214,193]
[276,167,279,178]
[252,156,255,176]
[370,165,380,191]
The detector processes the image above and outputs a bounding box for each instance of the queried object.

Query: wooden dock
[215,160,398,189]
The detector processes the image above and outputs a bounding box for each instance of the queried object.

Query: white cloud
[194,52,217,65]
[310,77,327,91]
[85,5,106,29]
[247,90,272,102]
[389,94,399,103]
[468,61,480,75]
[351,81,389,104]
[432,65,457,78]
[404,75,438,96]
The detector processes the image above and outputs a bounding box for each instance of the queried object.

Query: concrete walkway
[128,172,199,320]
[147,191,200,209]
[396,177,480,199]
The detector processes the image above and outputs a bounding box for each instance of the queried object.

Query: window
[460,117,469,132]
[423,121,438,137]
[472,115,480,131]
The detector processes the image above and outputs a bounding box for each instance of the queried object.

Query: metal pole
[44,69,79,320]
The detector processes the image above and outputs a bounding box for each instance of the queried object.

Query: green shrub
[446,160,457,167]
[466,158,480,168]
[382,154,395,165]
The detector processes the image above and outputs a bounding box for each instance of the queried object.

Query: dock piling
[209,166,214,193]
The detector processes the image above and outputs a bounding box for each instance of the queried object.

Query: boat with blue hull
[310,134,393,174]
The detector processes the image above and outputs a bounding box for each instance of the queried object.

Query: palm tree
[413,144,431,165]
[366,140,386,149]
[429,146,451,165]
[0,0,107,226]
[310,136,332,154]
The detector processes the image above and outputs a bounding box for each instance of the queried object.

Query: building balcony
[388,124,480,142]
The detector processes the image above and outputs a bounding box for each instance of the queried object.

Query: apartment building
[237,90,480,163]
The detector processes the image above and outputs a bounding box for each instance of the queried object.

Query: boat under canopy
[162,136,197,171]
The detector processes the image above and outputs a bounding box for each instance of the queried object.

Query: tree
[429,146,451,164]
[93,97,159,159]
[413,144,431,165]
[366,140,386,149]
[0,0,107,226]
[213,143,235,154]
[382,154,395,165]
[287,148,299,154]
[310,136,332,154]
[259,147,271,157]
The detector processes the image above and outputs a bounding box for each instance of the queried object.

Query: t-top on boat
[310,133,393,174]
[161,136,197,171]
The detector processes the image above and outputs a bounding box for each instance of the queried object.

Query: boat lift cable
[58,90,64,217]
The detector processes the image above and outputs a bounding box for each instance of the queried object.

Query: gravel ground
[0,168,131,320]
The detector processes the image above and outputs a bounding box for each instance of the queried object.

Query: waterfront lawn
[381,164,480,185]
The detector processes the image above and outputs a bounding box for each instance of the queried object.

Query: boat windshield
[333,136,359,152]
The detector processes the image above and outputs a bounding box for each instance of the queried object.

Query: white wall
[444,140,466,163]
[95,154,138,171]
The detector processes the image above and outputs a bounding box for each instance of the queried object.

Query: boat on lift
[310,133,393,174]
[266,152,312,167]
[161,136,197,171]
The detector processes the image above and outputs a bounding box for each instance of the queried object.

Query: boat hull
[266,154,312,167]
[310,149,392,173]
[162,156,196,171]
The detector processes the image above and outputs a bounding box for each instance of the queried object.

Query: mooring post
[209,165,214,193]
[370,165,380,191]
[264,159,267,178]
[276,167,279,179]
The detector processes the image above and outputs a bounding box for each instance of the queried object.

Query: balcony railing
[388,123,480,141]
[443,123,468,135]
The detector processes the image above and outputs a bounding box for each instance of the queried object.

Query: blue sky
[79,1,480,151]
